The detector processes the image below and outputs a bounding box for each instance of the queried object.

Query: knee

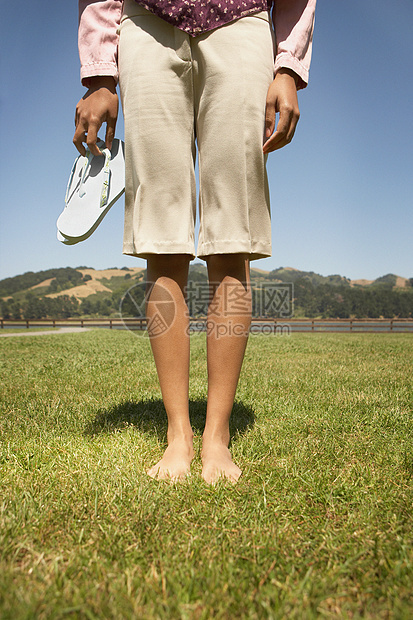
[206,253,250,283]
[147,253,191,275]
[146,254,191,292]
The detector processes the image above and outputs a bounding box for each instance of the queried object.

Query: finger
[73,122,87,157]
[264,98,276,141]
[105,115,117,151]
[263,124,288,153]
[263,128,291,153]
[74,101,81,128]
[86,123,103,156]
[263,107,298,153]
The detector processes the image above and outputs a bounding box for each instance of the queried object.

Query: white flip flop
[57,138,125,244]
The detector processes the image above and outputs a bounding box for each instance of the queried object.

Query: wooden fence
[1,318,413,333]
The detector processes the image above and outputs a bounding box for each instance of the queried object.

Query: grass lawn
[0,330,412,619]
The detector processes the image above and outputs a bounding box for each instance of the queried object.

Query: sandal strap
[65,145,112,208]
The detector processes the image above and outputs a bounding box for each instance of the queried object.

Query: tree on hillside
[0,268,85,297]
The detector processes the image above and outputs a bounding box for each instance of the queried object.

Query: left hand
[263,69,300,154]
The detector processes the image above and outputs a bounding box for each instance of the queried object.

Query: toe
[147,465,160,479]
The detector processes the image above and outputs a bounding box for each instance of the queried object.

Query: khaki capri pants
[119,0,275,261]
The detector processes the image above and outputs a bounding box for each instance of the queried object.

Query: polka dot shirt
[135,0,271,36]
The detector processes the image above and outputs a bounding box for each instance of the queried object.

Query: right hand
[73,76,119,156]
[263,69,300,154]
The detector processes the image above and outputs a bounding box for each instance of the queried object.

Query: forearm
[272,0,316,90]
[78,0,123,87]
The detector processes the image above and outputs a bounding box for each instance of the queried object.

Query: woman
[73,0,316,483]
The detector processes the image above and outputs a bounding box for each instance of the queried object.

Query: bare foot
[201,437,241,484]
[147,436,194,481]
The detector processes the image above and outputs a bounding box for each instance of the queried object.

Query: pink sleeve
[272,0,316,90]
[78,0,123,87]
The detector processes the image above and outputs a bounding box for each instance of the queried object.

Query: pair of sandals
[57,139,125,244]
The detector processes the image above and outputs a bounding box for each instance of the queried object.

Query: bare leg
[145,254,194,481]
[202,254,252,483]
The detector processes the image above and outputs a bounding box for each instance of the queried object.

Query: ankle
[167,427,194,445]
[202,428,230,447]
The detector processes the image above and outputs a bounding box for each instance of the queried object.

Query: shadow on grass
[84,398,255,444]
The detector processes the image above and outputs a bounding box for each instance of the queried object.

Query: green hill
[1,265,412,320]
[268,267,351,287]
[0,267,88,297]
[372,273,398,288]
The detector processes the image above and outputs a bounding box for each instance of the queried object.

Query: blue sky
[1,0,412,281]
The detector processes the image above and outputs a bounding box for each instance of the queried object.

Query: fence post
[390,319,393,332]
[312,320,314,332]
[26,320,29,329]
[350,320,352,332]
